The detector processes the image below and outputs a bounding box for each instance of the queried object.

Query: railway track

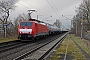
[0,41,27,52]
[0,33,68,60]
[0,42,29,59]
[0,40,19,48]
[14,33,68,60]
[0,40,21,52]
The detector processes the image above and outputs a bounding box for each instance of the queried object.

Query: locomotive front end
[18,21,33,40]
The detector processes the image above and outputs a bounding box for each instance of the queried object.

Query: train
[18,19,62,41]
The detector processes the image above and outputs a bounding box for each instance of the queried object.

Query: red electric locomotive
[18,19,49,41]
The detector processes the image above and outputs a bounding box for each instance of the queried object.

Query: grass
[71,34,90,56]
[0,37,18,43]
[46,34,87,60]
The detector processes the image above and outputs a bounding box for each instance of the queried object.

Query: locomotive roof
[20,19,51,26]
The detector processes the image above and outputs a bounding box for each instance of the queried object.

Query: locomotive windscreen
[20,22,32,26]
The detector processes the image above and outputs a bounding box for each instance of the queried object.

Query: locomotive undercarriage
[18,34,32,40]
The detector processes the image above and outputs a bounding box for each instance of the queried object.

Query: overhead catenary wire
[22,0,40,10]
[50,0,62,18]
[17,0,53,21]
[17,2,30,9]
[22,0,50,16]
[50,0,62,21]
[50,0,59,13]
[47,0,61,19]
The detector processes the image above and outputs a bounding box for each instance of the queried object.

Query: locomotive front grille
[19,34,32,38]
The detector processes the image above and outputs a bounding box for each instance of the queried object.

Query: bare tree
[77,0,90,29]
[0,0,16,37]
[72,0,90,37]
[0,0,16,22]
[53,19,61,28]
[13,13,28,35]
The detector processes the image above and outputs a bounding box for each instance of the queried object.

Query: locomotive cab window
[20,22,32,26]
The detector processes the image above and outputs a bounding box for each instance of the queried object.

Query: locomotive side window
[20,22,32,26]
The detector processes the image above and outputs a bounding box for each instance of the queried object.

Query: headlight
[20,32,22,33]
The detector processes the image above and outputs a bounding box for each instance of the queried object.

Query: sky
[9,0,83,30]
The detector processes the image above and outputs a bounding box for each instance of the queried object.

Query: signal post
[81,20,84,39]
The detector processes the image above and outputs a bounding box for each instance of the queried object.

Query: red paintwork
[18,20,49,38]
[35,23,49,34]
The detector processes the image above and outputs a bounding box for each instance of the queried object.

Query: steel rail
[14,33,68,60]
